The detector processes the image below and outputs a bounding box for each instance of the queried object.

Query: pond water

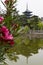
[4,37,43,65]
[5,49,43,65]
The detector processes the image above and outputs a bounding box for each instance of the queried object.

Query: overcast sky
[0,0,43,17]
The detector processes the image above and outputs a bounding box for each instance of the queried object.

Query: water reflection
[5,50,43,65]
[5,34,43,65]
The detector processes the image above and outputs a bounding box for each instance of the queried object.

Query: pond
[5,49,43,65]
[3,35,43,65]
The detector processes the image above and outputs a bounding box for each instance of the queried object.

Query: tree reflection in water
[6,34,43,63]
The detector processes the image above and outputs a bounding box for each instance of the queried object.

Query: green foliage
[37,21,43,30]
[23,25,30,33]
[27,16,40,30]
[4,16,12,29]
[17,26,29,34]
[0,0,19,29]
[0,62,8,65]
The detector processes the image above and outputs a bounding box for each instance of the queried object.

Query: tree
[38,22,43,30]
[28,15,40,30]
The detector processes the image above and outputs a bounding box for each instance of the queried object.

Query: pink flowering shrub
[0,16,14,46]
[0,0,19,62]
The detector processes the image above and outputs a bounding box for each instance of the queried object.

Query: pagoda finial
[26,2,28,11]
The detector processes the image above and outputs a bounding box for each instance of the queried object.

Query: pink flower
[1,26,9,34]
[0,16,4,23]
[4,34,13,40]
[0,25,14,45]
[1,26,13,41]
[1,34,13,41]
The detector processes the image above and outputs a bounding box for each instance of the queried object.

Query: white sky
[0,0,43,17]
